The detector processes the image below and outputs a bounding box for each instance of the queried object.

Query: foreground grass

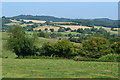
[2,59,118,78]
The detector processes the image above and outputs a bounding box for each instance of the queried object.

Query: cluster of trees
[72,18,118,28]
[76,27,107,34]
[23,24,38,31]
[69,33,119,43]
[42,28,54,32]
[58,27,71,32]
[2,17,12,25]
[38,32,62,38]
[57,27,108,35]
[40,37,120,58]
[40,39,74,58]
[7,26,120,59]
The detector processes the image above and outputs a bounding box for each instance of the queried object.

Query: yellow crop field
[51,22,74,24]
[20,24,34,27]
[23,20,46,23]
[4,23,19,26]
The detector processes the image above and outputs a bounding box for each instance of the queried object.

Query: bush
[73,43,82,55]
[41,39,74,58]
[82,37,111,58]
[99,54,120,62]
[111,42,120,54]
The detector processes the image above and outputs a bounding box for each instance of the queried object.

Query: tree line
[7,26,120,60]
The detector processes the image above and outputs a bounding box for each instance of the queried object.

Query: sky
[2,2,118,20]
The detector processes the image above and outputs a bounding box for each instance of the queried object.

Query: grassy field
[2,59,118,78]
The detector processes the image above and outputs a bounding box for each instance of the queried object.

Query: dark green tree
[82,37,111,58]
[7,26,37,57]
[58,27,65,32]
[111,42,120,54]
[50,28,54,32]
[45,28,48,31]
[41,39,74,58]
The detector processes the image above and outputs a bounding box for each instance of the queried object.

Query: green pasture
[2,59,118,78]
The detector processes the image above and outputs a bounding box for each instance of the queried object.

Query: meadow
[1,32,119,78]
[2,59,118,78]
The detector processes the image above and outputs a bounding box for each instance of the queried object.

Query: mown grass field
[2,59,118,78]
[1,32,119,78]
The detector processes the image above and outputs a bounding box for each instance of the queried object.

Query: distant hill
[12,15,71,22]
[2,15,118,28]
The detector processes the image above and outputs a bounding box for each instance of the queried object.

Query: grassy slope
[2,59,118,78]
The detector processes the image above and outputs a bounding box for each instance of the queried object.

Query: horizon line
[3,14,118,20]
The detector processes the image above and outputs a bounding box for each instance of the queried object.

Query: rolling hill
[2,15,118,28]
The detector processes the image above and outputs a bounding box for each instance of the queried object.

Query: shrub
[82,37,111,58]
[99,54,120,62]
[73,43,82,55]
[111,42,120,54]
[41,39,74,58]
